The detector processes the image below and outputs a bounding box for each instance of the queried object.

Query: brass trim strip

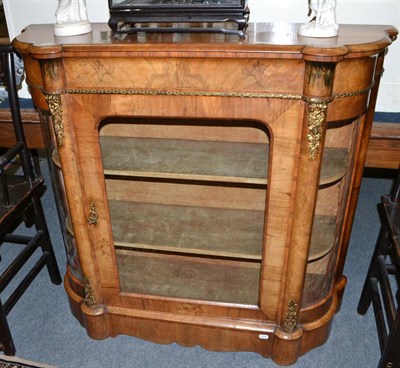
[333,81,376,100]
[68,88,303,100]
[28,81,375,102]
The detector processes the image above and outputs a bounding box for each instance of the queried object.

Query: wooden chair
[0,44,61,356]
[358,169,400,368]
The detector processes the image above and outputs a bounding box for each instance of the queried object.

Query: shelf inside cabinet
[116,249,261,305]
[303,271,332,306]
[110,201,265,260]
[303,247,335,306]
[320,148,349,185]
[108,200,336,262]
[100,136,269,185]
[99,136,348,186]
[309,215,336,260]
[52,149,61,168]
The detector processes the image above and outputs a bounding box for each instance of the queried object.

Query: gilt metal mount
[283,299,298,333]
[83,276,97,308]
[87,201,99,226]
[45,94,64,147]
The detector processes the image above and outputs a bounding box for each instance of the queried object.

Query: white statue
[54,0,92,37]
[298,0,339,38]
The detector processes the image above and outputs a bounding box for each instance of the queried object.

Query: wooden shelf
[101,136,269,185]
[109,201,336,262]
[100,136,347,186]
[320,148,348,185]
[110,201,265,260]
[303,272,332,306]
[309,215,336,261]
[116,249,261,305]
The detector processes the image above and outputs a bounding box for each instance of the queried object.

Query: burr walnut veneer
[13,23,397,365]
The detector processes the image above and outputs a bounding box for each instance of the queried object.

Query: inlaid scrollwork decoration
[83,276,97,308]
[307,101,328,160]
[45,93,64,146]
[283,299,298,333]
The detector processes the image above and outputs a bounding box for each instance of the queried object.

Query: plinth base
[64,266,342,366]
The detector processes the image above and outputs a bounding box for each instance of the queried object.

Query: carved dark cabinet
[107,0,249,36]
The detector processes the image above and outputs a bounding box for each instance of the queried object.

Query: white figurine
[54,0,92,37]
[298,0,339,38]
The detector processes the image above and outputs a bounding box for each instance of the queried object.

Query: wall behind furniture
[3,0,399,112]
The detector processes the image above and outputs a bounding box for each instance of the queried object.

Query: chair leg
[0,300,15,356]
[358,223,390,315]
[378,310,400,368]
[31,149,42,178]
[32,193,62,285]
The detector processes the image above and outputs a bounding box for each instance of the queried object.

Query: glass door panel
[99,117,269,305]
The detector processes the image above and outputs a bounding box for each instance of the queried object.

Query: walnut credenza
[13,23,397,365]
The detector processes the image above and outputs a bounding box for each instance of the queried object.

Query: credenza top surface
[13,23,397,60]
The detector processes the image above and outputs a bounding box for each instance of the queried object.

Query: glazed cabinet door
[50,52,314,326]
[59,91,291,316]
[55,58,311,326]
[65,95,314,325]
[98,116,270,306]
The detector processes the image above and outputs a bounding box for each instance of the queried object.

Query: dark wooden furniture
[0,45,61,356]
[366,122,400,169]
[358,170,400,368]
[107,0,249,37]
[13,23,397,365]
[0,108,44,149]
